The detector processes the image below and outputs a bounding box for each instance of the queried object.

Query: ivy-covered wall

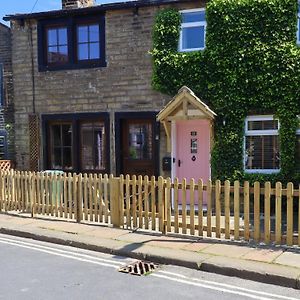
[151,0,300,183]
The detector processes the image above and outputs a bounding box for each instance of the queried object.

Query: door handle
[178,159,181,167]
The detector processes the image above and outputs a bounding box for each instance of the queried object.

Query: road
[0,234,299,300]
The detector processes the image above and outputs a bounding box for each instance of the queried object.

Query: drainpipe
[28,21,36,114]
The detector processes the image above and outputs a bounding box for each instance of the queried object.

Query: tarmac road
[0,234,299,300]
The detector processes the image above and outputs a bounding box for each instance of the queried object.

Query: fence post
[31,172,36,218]
[76,173,83,223]
[158,176,165,234]
[111,177,121,228]
[287,182,294,246]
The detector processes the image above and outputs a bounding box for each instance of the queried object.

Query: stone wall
[0,23,14,160]
[11,1,203,175]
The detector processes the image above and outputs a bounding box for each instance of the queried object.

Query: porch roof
[157,86,216,122]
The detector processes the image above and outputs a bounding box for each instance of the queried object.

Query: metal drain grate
[119,260,159,276]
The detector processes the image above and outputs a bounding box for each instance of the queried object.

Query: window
[244,116,280,173]
[80,121,106,171]
[49,123,73,170]
[47,27,68,65]
[38,16,105,71]
[128,123,153,160]
[179,9,206,52]
[77,24,100,61]
[44,114,109,173]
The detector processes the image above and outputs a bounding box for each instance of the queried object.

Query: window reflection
[129,123,152,160]
[77,24,100,60]
[80,121,106,170]
[180,10,206,51]
[50,124,73,170]
[47,27,68,64]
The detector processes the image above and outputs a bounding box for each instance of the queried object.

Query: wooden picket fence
[0,170,300,247]
[0,170,112,225]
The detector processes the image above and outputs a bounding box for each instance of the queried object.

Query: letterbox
[162,157,171,171]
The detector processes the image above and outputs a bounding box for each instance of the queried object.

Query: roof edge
[4,0,195,21]
[0,22,10,30]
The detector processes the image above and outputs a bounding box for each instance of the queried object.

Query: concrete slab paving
[182,241,215,252]
[34,221,95,234]
[147,235,194,249]
[83,227,131,239]
[116,231,163,243]
[275,251,300,269]
[201,243,253,258]
[242,248,284,263]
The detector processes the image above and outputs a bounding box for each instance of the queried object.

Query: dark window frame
[38,15,106,72]
[45,25,69,67]
[42,113,110,174]
[79,119,108,173]
[75,19,102,64]
[48,121,74,171]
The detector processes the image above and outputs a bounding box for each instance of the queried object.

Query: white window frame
[244,115,280,174]
[179,8,206,52]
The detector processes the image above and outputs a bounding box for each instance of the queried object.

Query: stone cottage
[4,0,209,180]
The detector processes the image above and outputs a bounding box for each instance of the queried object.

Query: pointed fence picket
[0,170,300,247]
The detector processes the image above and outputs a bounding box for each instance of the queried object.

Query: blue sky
[0,0,129,26]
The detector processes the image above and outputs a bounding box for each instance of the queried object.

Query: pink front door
[175,119,211,205]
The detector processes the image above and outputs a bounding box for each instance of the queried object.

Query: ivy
[151,0,300,183]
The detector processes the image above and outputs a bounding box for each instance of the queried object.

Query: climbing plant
[151,0,300,183]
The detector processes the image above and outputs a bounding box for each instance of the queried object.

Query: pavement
[1,213,300,290]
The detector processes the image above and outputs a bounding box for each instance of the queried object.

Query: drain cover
[119,260,159,276]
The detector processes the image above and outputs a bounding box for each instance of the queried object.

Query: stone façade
[0,23,14,161]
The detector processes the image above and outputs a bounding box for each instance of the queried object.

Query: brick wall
[0,23,14,161]
[11,1,203,174]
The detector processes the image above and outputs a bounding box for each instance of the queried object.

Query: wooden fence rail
[0,170,300,247]
[0,170,112,225]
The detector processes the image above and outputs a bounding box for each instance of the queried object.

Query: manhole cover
[118,260,159,276]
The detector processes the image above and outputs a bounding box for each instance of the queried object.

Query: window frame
[75,20,101,63]
[244,115,280,174]
[45,24,70,67]
[179,8,206,52]
[48,121,74,171]
[79,119,107,173]
[42,113,110,173]
[38,15,106,72]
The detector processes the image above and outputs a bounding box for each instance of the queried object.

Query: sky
[0,0,129,26]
